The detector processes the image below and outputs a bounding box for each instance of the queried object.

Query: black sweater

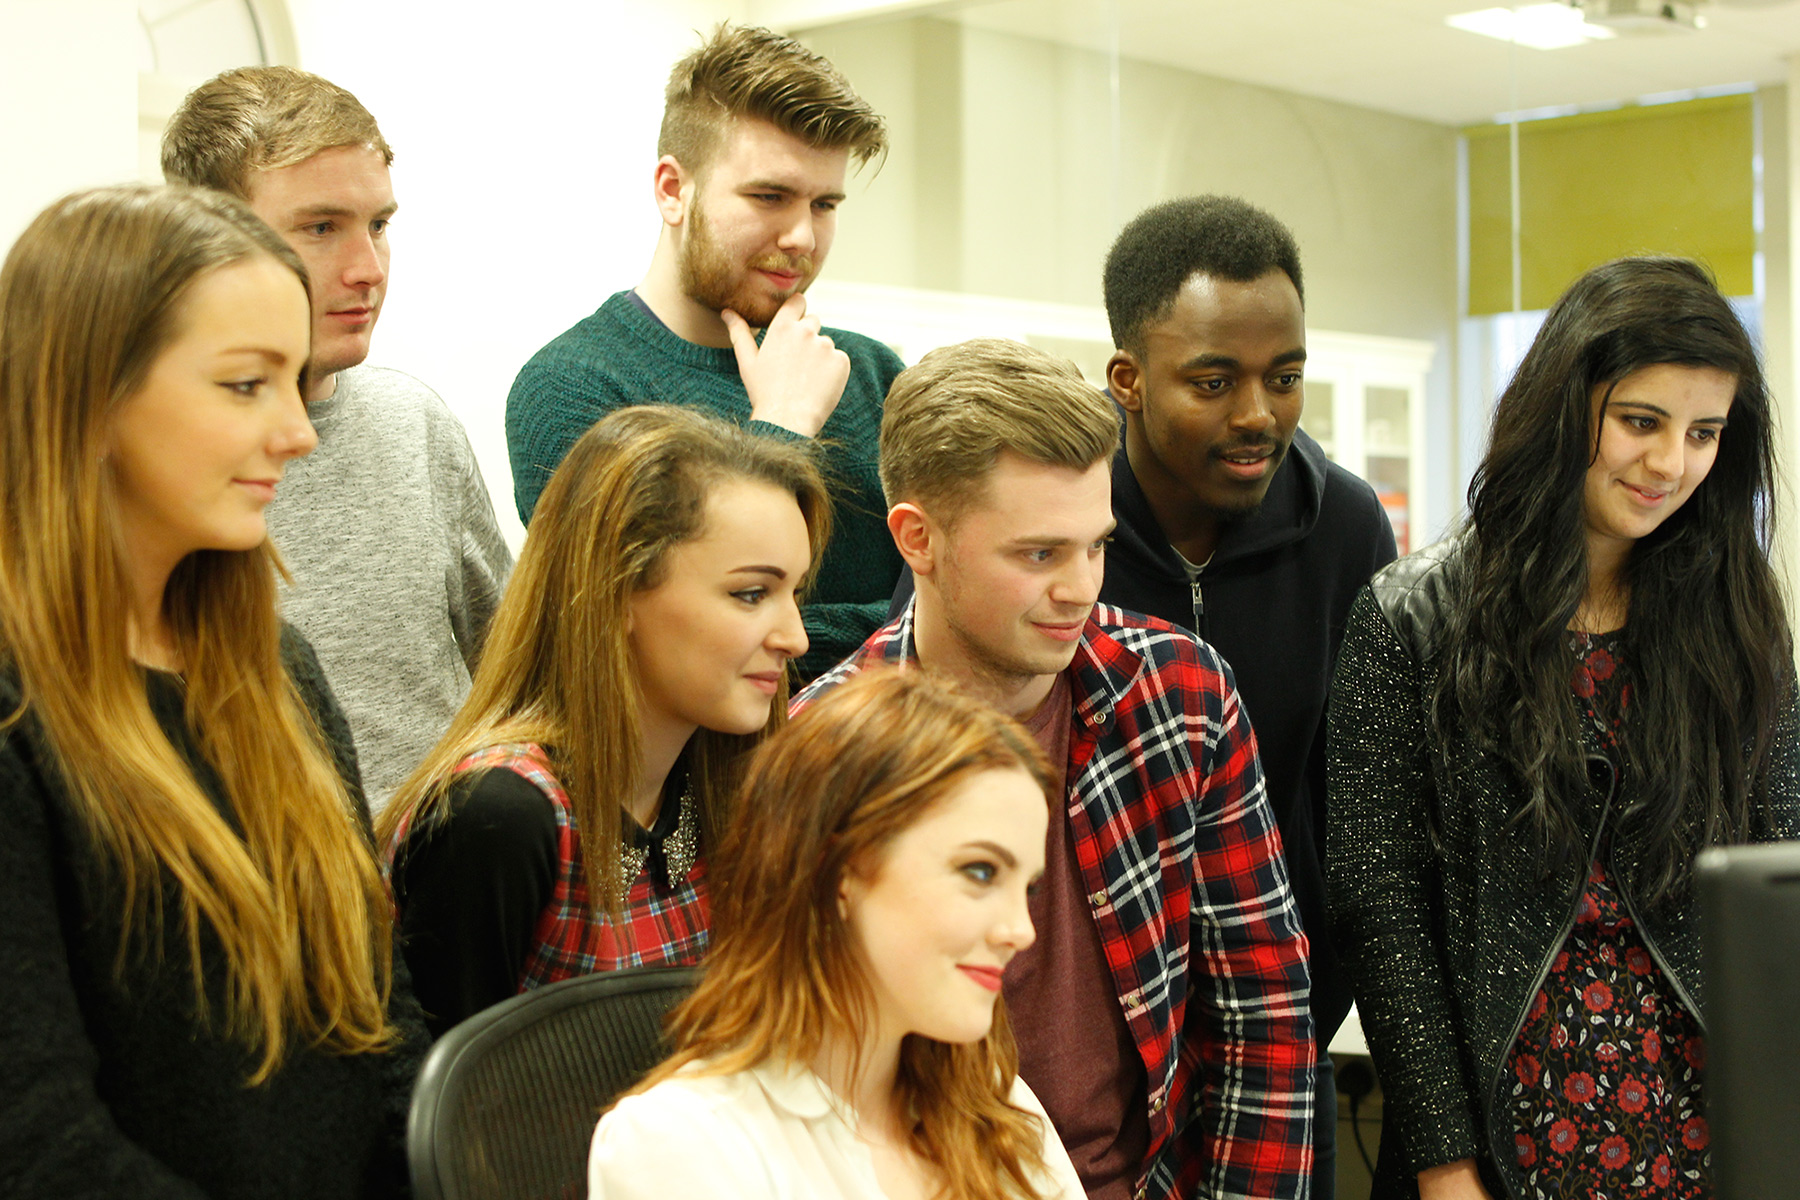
[0,629,428,1199]
[1103,429,1396,1044]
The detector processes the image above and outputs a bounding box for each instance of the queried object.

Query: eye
[813,198,840,213]
[303,221,333,237]
[1689,426,1721,443]
[1190,376,1231,395]
[223,378,266,397]
[1090,535,1113,553]
[1022,548,1055,565]
[370,218,390,235]
[1622,414,1658,432]
[730,587,769,606]
[1273,371,1304,390]
[960,861,997,885]
[750,192,783,205]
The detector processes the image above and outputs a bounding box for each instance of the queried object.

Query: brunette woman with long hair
[1327,256,1799,1200]
[378,406,827,1036]
[589,669,1084,1200]
[0,185,424,1198]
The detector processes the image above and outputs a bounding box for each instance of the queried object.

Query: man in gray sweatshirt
[163,67,512,813]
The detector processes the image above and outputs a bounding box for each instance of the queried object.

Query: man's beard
[678,198,813,328]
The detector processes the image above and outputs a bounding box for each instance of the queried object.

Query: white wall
[0,0,137,253]
[286,0,743,548]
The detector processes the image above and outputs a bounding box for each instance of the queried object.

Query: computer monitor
[1698,840,1800,1199]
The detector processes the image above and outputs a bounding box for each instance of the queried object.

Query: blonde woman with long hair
[0,185,425,1198]
[378,406,827,1036]
[589,669,1084,1200]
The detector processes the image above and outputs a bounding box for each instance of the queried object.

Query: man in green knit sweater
[506,24,901,679]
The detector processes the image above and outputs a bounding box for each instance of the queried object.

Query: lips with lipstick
[957,964,1005,993]
[743,670,784,696]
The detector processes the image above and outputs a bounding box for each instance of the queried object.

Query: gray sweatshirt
[267,365,512,813]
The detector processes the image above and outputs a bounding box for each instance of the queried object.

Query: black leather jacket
[1324,539,1800,1200]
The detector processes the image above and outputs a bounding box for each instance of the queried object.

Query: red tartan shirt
[794,605,1316,1200]
[386,743,711,991]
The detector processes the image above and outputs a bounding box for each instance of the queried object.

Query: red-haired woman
[588,670,1084,1200]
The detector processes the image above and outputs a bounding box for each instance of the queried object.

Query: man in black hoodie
[1102,196,1397,1200]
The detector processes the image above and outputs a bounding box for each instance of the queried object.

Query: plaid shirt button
[1089,890,1108,907]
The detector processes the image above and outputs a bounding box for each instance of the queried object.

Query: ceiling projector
[1575,0,1707,31]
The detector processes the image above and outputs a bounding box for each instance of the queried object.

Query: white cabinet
[1300,332,1437,553]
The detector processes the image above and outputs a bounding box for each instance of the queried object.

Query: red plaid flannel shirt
[794,604,1315,1200]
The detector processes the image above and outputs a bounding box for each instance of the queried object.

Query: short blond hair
[161,66,393,200]
[879,338,1120,521]
[659,23,886,181]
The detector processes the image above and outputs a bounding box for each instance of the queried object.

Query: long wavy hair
[1433,255,1790,902]
[638,669,1058,1200]
[377,406,829,912]
[0,185,395,1080]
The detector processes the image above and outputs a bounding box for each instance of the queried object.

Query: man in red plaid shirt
[794,338,1314,1200]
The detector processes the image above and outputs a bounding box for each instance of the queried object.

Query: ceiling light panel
[1446,3,1620,49]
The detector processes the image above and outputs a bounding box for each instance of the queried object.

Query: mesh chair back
[408,965,701,1200]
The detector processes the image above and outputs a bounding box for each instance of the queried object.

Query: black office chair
[407,965,702,1200]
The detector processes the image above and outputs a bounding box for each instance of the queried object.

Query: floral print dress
[1504,631,1711,1198]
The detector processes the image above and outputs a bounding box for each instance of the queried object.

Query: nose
[342,230,387,290]
[1228,381,1275,435]
[767,594,810,660]
[273,382,318,462]
[775,208,818,258]
[1644,429,1685,480]
[1049,546,1104,611]
[994,881,1036,957]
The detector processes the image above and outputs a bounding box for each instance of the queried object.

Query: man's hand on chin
[725,292,852,439]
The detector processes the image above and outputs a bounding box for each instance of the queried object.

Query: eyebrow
[1178,348,1307,372]
[218,347,293,363]
[740,179,847,204]
[287,201,400,221]
[1007,520,1118,549]
[963,840,1018,869]
[1612,400,1728,424]
[727,564,789,579]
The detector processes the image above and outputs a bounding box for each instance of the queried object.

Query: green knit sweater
[506,291,905,677]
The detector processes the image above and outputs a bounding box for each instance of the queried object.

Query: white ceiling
[778,0,1800,126]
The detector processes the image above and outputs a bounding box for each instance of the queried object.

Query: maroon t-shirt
[1004,671,1151,1200]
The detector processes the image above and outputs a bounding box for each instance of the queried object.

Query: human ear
[652,156,693,228]
[887,503,935,576]
[1107,351,1145,413]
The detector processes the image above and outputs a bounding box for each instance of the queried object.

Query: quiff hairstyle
[634,668,1057,1200]
[161,65,393,200]
[1104,195,1305,355]
[879,338,1121,522]
[659,23,886,181]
